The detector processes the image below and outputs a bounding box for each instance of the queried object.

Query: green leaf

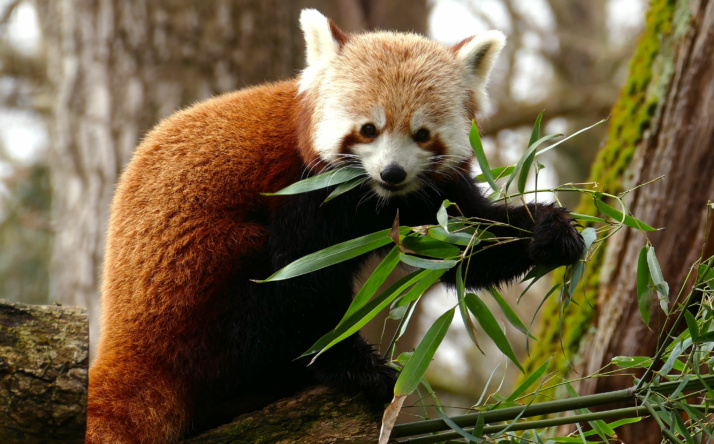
[594,199,657,231]
[517,112,543,194]
[535,117,608,157]
[697,263,714,290]
[637,245,654,326]
[436,200,451,231]
[436,406,482,443]
[646,246,669,314]
[570,212,607,224]
[469,121,500,193]
[342,246,400,321]
[506,133,561,195]
[263,167,365,196]
[474,165,514,183]
[519,264,559,302]
[486,286,532,338]
[399,253,459,269]
[465,293,524,372]
[685,310,700,341]
[426,226,475,247]
[660,336,692,377]
[401,236,461,259]
[611,356,652,368]
[303,270,427,360]
[323,176,367,202]
[394,307,455,395]
[505,357,550,402]
[567,227,595,298]
[581,227,597,251]
[394,268,446,307]
[256,228,399,282]
[568,261,585,298]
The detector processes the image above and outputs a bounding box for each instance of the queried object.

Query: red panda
[86,9,584,443]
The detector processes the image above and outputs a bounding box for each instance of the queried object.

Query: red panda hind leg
[87,355,191,443]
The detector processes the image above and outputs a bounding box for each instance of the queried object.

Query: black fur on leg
[310,334,397,404]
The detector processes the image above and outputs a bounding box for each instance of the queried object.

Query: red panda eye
[361,124,378,138]
[414,128,430,143]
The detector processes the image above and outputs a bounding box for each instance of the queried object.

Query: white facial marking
[372,106,386,130]
[353,132,432,197]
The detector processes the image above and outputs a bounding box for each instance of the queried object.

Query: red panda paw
[528,205,585,266]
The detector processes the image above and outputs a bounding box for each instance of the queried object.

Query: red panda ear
[450,31,505,113]
[451,30,505,85]
[300,9,348,68]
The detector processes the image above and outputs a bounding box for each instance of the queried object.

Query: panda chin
[371,181,420,199]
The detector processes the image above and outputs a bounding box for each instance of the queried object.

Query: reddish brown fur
[87,81,305,443]
[329,19,350,46]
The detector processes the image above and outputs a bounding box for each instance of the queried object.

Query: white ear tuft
[300,9,341,67]
[454,30,506,85]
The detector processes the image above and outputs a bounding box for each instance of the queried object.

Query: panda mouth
[378,182,407,192]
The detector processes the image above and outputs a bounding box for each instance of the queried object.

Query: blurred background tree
[0,0,645,410]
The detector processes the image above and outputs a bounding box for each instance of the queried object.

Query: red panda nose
[380,164,407,185]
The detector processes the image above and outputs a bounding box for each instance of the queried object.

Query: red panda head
[298,9,505,198]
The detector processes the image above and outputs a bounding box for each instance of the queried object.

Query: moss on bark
[523,0,688,383]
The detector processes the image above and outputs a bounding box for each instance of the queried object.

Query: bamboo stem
[392,376,714,440]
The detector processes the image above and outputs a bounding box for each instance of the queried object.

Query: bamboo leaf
[263,167,364,196]
[323,176,367,202]
[611,356,652,368]
[394,307,455,395]
[465,293,524,372]
[302,270,426,360]
[660,336,692,377]
[581,227,597,251]
[535,117,608,157]
[394,268,446,307]
[570,212,607,224]
[256,228,399,282]
[517,112,543,194]
[379,395,406,444]
[519,264,559,302]
[399,253,459,269]
[637,245,654,327]
[684,311,700,341]
[401,236,461,259]
[426,226,475,246]
[487,286,532,338]
[437,200,451,231]
[470,121,500,193]
[595,199,657,231]
[436,406,482,443]
[505,357,550,402]
[343,246,400,321]
[568,261,585,298]
[506,133,561,195]
[475,165,514,183]
[646,246,669,314]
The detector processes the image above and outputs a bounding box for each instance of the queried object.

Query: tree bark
[571,1,714,442]
[0,299,88,443]
[183,386,384,444]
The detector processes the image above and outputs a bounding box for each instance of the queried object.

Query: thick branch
[183,386,385,443]
[0,299,88,442]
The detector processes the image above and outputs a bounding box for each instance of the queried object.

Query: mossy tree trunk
[530,0,714,442]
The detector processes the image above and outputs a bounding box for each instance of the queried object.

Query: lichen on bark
[0,299,88,442]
